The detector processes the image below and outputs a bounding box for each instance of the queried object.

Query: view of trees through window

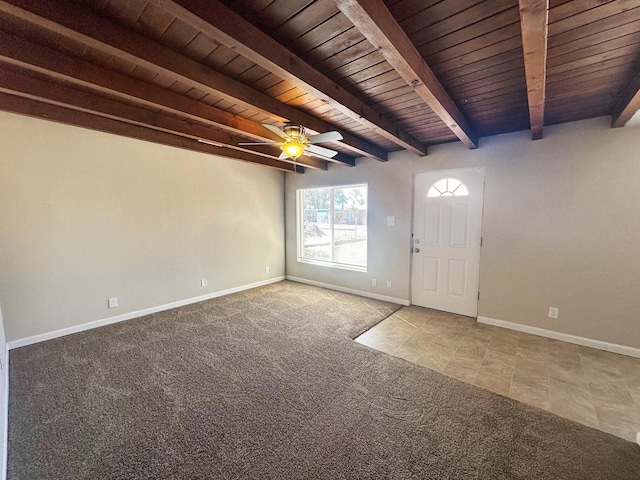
[298,184,367,270]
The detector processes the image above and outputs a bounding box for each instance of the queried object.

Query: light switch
[387,215,395,227]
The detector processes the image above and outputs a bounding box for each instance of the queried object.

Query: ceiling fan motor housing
[283,123,306,140]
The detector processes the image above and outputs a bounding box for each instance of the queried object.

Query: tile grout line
[577,351,603,432]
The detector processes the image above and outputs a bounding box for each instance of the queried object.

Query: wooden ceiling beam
[334,0,478,149]
[0,93,299,172]
[161,0,428,156]
[611,62,640,128]
[518,0,549,140]
[0,67,327,170]
[0,31,349,167]
[0,0,385,162]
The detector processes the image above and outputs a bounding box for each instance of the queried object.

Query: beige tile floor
[355,305,640,442]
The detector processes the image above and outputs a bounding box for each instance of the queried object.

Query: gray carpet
[8,280,640,479]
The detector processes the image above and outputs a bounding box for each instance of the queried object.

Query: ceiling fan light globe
[281,140,305,159]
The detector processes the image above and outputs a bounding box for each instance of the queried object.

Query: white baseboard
[286,276,410,306]
[7,277,285,350]
[478,316,640,359]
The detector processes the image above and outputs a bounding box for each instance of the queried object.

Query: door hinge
[477,291,480,300]
[480,237,483,246]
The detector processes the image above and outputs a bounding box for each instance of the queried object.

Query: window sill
[297,257,367,273]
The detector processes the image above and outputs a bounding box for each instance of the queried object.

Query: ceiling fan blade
[306,144,338,158]
[238,141,279,145]
[307,131,343,144]
[263,124,288,138]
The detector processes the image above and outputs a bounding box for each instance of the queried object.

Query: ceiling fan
[239,123,343,160]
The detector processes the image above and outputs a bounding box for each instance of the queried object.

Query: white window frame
[296,183,368,272]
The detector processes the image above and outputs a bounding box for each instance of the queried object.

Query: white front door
[411,168,485,317]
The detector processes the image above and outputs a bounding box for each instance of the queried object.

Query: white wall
[0,111,285,342]
[285,117,640,350]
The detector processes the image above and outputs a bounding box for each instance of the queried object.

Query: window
[427,178,469,197]
[297,184,367,271]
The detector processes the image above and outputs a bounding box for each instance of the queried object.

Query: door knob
[413,248,420,253]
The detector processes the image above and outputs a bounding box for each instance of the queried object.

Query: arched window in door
[427,177,469,197]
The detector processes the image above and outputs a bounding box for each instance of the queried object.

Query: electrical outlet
[387,216,395,227]
[201,278,208,287]
[548,307,559,319]
[386,280,392,288]
[265,267,270,274]
[108,297,118,309]
[371,278,377,287]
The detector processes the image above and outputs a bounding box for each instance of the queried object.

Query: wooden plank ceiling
[0,0,639,173]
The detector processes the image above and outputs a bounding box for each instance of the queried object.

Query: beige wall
[0,111,285,342]
[2,110,638,350]
[285,156,413,302]
[285,117,640,349]
[0,303,6,475]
